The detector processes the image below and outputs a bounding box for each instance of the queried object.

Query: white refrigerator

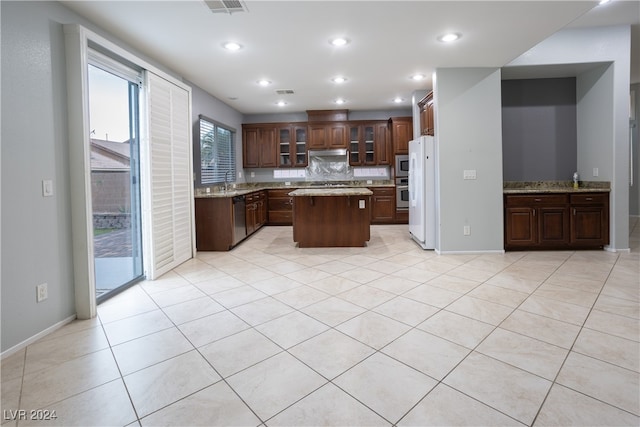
[408,135,436,249]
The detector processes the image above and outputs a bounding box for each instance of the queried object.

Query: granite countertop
[289,188,374,197]
[503,181,610,194]
[195,180,392,198]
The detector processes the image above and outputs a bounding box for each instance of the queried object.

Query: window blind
[199,116,235,185]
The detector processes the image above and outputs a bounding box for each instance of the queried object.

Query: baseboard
[604,245,631,253]
[1,314,77,360]
[435,249,505,255]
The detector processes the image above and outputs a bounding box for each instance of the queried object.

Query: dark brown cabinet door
[259,127,277,167]
[418,92,434,136]
[328,123,348,148]
[267,189,294,225]
[277,125,308,167]
[242,127,260,168]
[371,187,396,223]
[538,207,569,246]
[308,125,328,149]
[390,117,412,155]
[375,122,391,165]
[571,206,608,246]
[505,207,537,247]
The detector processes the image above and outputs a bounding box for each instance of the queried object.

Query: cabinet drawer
[370,187,395,196]
[269,197,293,211]
[570,193,608,205]
[269,189,295,198]
[505,194,567,206]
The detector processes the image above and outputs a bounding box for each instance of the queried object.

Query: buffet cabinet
[504,192,609,250]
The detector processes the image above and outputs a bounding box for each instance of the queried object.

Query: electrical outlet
[36,283,48,303]
[463,225,471,236]
[366,180,373,184]
[593,167,599,177]
[463,170,476,180]
[250,172,255,178]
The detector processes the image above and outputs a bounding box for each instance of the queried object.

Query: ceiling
[61,0,640,115]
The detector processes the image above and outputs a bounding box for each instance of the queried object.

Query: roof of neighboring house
[90,138,130,170]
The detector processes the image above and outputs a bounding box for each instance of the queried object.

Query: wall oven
[396,177,409,209]
[395,155,409,177]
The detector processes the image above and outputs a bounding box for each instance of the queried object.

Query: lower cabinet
[246,191,267,235]
[267,188,295,225]
[195,191,267,251]
[504,192,609,250]
[370,187,396,224]
[195,197,234,251]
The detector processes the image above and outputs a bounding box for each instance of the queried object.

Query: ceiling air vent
[204,0,247,14]
[276,89,295,95]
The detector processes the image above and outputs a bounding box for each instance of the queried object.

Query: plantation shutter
[147,71,193,279]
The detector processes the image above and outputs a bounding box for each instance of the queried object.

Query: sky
[88,65,131,143]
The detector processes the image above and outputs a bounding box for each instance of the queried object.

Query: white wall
[434,68,505,253]
[508,25,631,250]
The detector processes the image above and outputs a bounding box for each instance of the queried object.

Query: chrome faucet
[224,170,232,193]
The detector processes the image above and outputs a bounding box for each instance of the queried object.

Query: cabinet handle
[573,208,576,215]
[533,210,536,217]
[534,198,542,202]
[586,197,593,201]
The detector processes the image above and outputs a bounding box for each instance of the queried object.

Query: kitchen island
[289,188,373,247]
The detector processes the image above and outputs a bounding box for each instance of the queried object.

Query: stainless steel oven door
[396,177,409,209]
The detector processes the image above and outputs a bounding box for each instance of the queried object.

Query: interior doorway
[88,61,144,303]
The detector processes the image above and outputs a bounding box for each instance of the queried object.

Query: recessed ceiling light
[332,76,347,84]
[330,37,349,47]
[334,98,346,105]
[257,79,271,86]
[410,74,426,81]
[598,0,611,4]
[393,97,404,103]
[223,41,242,51]
[276,100,287,107]
[438,33,460,43]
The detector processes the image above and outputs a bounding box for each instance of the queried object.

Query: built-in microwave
[395,155,409,177]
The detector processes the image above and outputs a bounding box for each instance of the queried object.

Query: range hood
[307,148,351,181]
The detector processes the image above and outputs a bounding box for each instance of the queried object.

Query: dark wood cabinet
[195,197,234,251]
[278,125,307,167]
[246,191,267,235]
[348,122,389,166]
[418,91,434,136]
[308,122,348,149]
[505,192,608,250]
[389,117,413,155]
[267,188,295,225]
[242,124,277,168]
[370,187,396,223]
[375,122,391,165]
[570,193,609,247]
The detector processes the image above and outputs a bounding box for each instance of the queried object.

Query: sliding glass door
[88,61,144,302]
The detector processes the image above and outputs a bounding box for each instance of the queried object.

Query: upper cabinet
[307,109,349,150]
[389,116,413,155]
[349,121,391,166]
[308,122,348,149]
[242,124,277,168]
[417,91,434,136]
[277,124,307,167]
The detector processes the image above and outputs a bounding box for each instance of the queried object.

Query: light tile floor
[2,220,639,426]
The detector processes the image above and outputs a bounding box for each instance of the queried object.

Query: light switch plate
[42,180,54,197]
[359,200,365,209]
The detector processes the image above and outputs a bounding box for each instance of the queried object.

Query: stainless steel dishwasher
[232,195,247,245]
